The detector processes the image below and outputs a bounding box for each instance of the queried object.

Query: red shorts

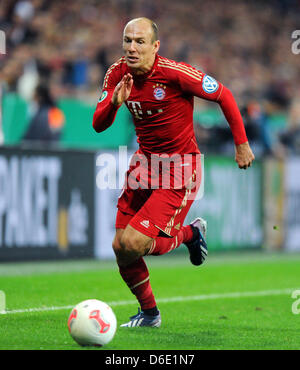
[115,151,202,238]
[116,187,195,238]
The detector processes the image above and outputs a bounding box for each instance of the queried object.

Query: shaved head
[124,17,158,43]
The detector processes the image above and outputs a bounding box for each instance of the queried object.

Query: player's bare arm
[112,73,133,106]
[235,141,255,169]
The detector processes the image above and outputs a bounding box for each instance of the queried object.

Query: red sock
[148,225,194,256]
[118,257,157,310]
[181,225,194,243]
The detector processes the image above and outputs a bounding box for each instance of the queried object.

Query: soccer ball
[67,299,117,347]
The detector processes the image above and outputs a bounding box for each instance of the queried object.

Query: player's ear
[153,40,160,54]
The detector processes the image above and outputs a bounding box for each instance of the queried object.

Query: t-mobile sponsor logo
[127,101,163,118]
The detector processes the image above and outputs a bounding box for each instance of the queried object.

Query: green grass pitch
[0,251,300,350]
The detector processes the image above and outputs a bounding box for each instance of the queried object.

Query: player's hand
[235,141,255,170]
[112,73,133,106]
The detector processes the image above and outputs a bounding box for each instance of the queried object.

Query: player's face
[123,21,160,74]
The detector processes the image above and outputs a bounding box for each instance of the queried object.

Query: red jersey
[93,54,248,155]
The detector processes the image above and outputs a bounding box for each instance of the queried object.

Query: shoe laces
[130,307,143,320]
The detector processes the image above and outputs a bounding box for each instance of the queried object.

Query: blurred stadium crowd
[0,0,300,155]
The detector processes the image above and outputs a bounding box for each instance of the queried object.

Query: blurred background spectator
[278,93,300,154]
[0,0,299,154]
[22,83,65,145]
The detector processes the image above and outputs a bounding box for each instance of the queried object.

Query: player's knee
[112,239,121,255]
[112,231,124,256]
[119,232,142,256]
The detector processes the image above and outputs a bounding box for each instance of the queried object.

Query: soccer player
[93,17,255,327]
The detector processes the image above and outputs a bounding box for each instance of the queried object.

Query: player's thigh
[130,187,195,238]
[114,205,154,256]
[116,186,152,228]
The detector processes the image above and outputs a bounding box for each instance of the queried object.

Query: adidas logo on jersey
[140,220,150,228]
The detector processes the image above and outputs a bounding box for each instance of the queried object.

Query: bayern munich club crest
[153,87,166,100]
